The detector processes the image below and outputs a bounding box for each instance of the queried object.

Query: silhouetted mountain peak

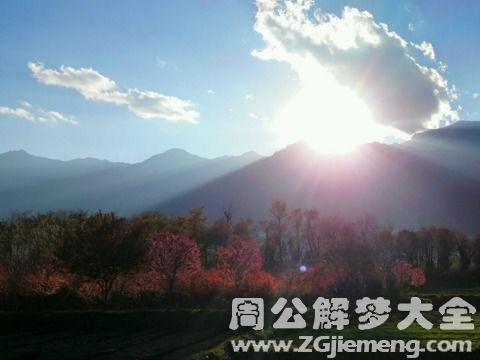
[240,150,262,159]
[450,120,480,129]
[213,151,263,163]
[144,148,204,162]
[0,149,56,169]
[138,148,206,170]
[410,120,480,142]
[273,141,316,158]
[1,149,30,159]
[163,148,196,157]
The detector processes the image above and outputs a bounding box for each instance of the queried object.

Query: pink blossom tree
[216,236,262,289]
[148,231,201,296]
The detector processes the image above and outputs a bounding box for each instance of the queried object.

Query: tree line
[0,202,479,309]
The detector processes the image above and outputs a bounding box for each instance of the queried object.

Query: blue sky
[0,0,479,162]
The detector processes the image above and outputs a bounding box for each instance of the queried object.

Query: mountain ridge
[1,121,480,233]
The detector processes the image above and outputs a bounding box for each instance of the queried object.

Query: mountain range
[1,120,480,233]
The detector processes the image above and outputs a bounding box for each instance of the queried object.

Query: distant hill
[2,121,480,233]
[0,149,262,217]
[0,150,127,190]
[402,120,480,179]
[158,121,480,234]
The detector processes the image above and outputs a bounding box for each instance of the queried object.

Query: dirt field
[1,310,479,360]
[0,310,231,360]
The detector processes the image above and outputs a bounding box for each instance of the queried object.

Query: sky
[0,0,479,162]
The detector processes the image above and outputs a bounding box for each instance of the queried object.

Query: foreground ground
[1,288,480,359]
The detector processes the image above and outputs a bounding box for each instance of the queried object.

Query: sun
[273,61,386,154]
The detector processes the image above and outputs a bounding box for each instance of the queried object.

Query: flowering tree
[148,231,201,296]
[410,267,426,287]
[243,271,279,296]
[393,260,426,287]
[22,257,69,296]
[194,269,229,297]
[216,236,262,289]
[296,264,347,295]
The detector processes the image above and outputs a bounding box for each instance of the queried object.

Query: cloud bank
[253,0,458,134]
[28,62,199,123]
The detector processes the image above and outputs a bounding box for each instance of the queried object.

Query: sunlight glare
[273,58,390,153]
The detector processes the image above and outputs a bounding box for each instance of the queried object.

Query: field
[1,288,479,360]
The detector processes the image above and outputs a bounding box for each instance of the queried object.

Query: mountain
[0,149,263,217]
[401,120,480,179]
[2,121,480,233]
[157,121,480,234]
[0,150,127,191]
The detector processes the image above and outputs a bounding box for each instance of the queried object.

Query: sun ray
[273,58,404,153]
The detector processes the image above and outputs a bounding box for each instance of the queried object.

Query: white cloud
[37,109,78,124]
[28,62,118,102]
[474,93,480,99]
[19,100,32,108]
[0,103,77,124]
[408,22,416,32]
[253,0,458,134]
[28,62,199,123]
[413,41,435,60]
[0,106,34,121]
[207,89,214,94]
[245,94,254,101]
[438,61,448,73]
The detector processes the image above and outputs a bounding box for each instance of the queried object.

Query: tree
[435,227,456,273]
[57,212,146,305]
[269,200,288,265]
[416,227,436,275]
[289,208,304,265]
[0,215,43,303]
[393,260,414,284]
[356,214,378,244]
[147,231,201,296]
[410,267,426,287]
[457,233,472,272]
[325,217,374,296]
[372,225,395,271]
[260,219,275,270]
[206,218,231,256]
[393,260,426,288]
[304,209,321,259]
[472,235,480,273]
[395,230,419,265]
[130,212,171,239]
[217,237,262,289]
[207,206,234,251]
[233,217,254,238]
[176,207,210,264]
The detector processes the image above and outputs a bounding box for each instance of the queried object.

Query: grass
[411,286,480,297]
[191,288,480,359]
[2,286,479,359]
[192,315,480,359]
